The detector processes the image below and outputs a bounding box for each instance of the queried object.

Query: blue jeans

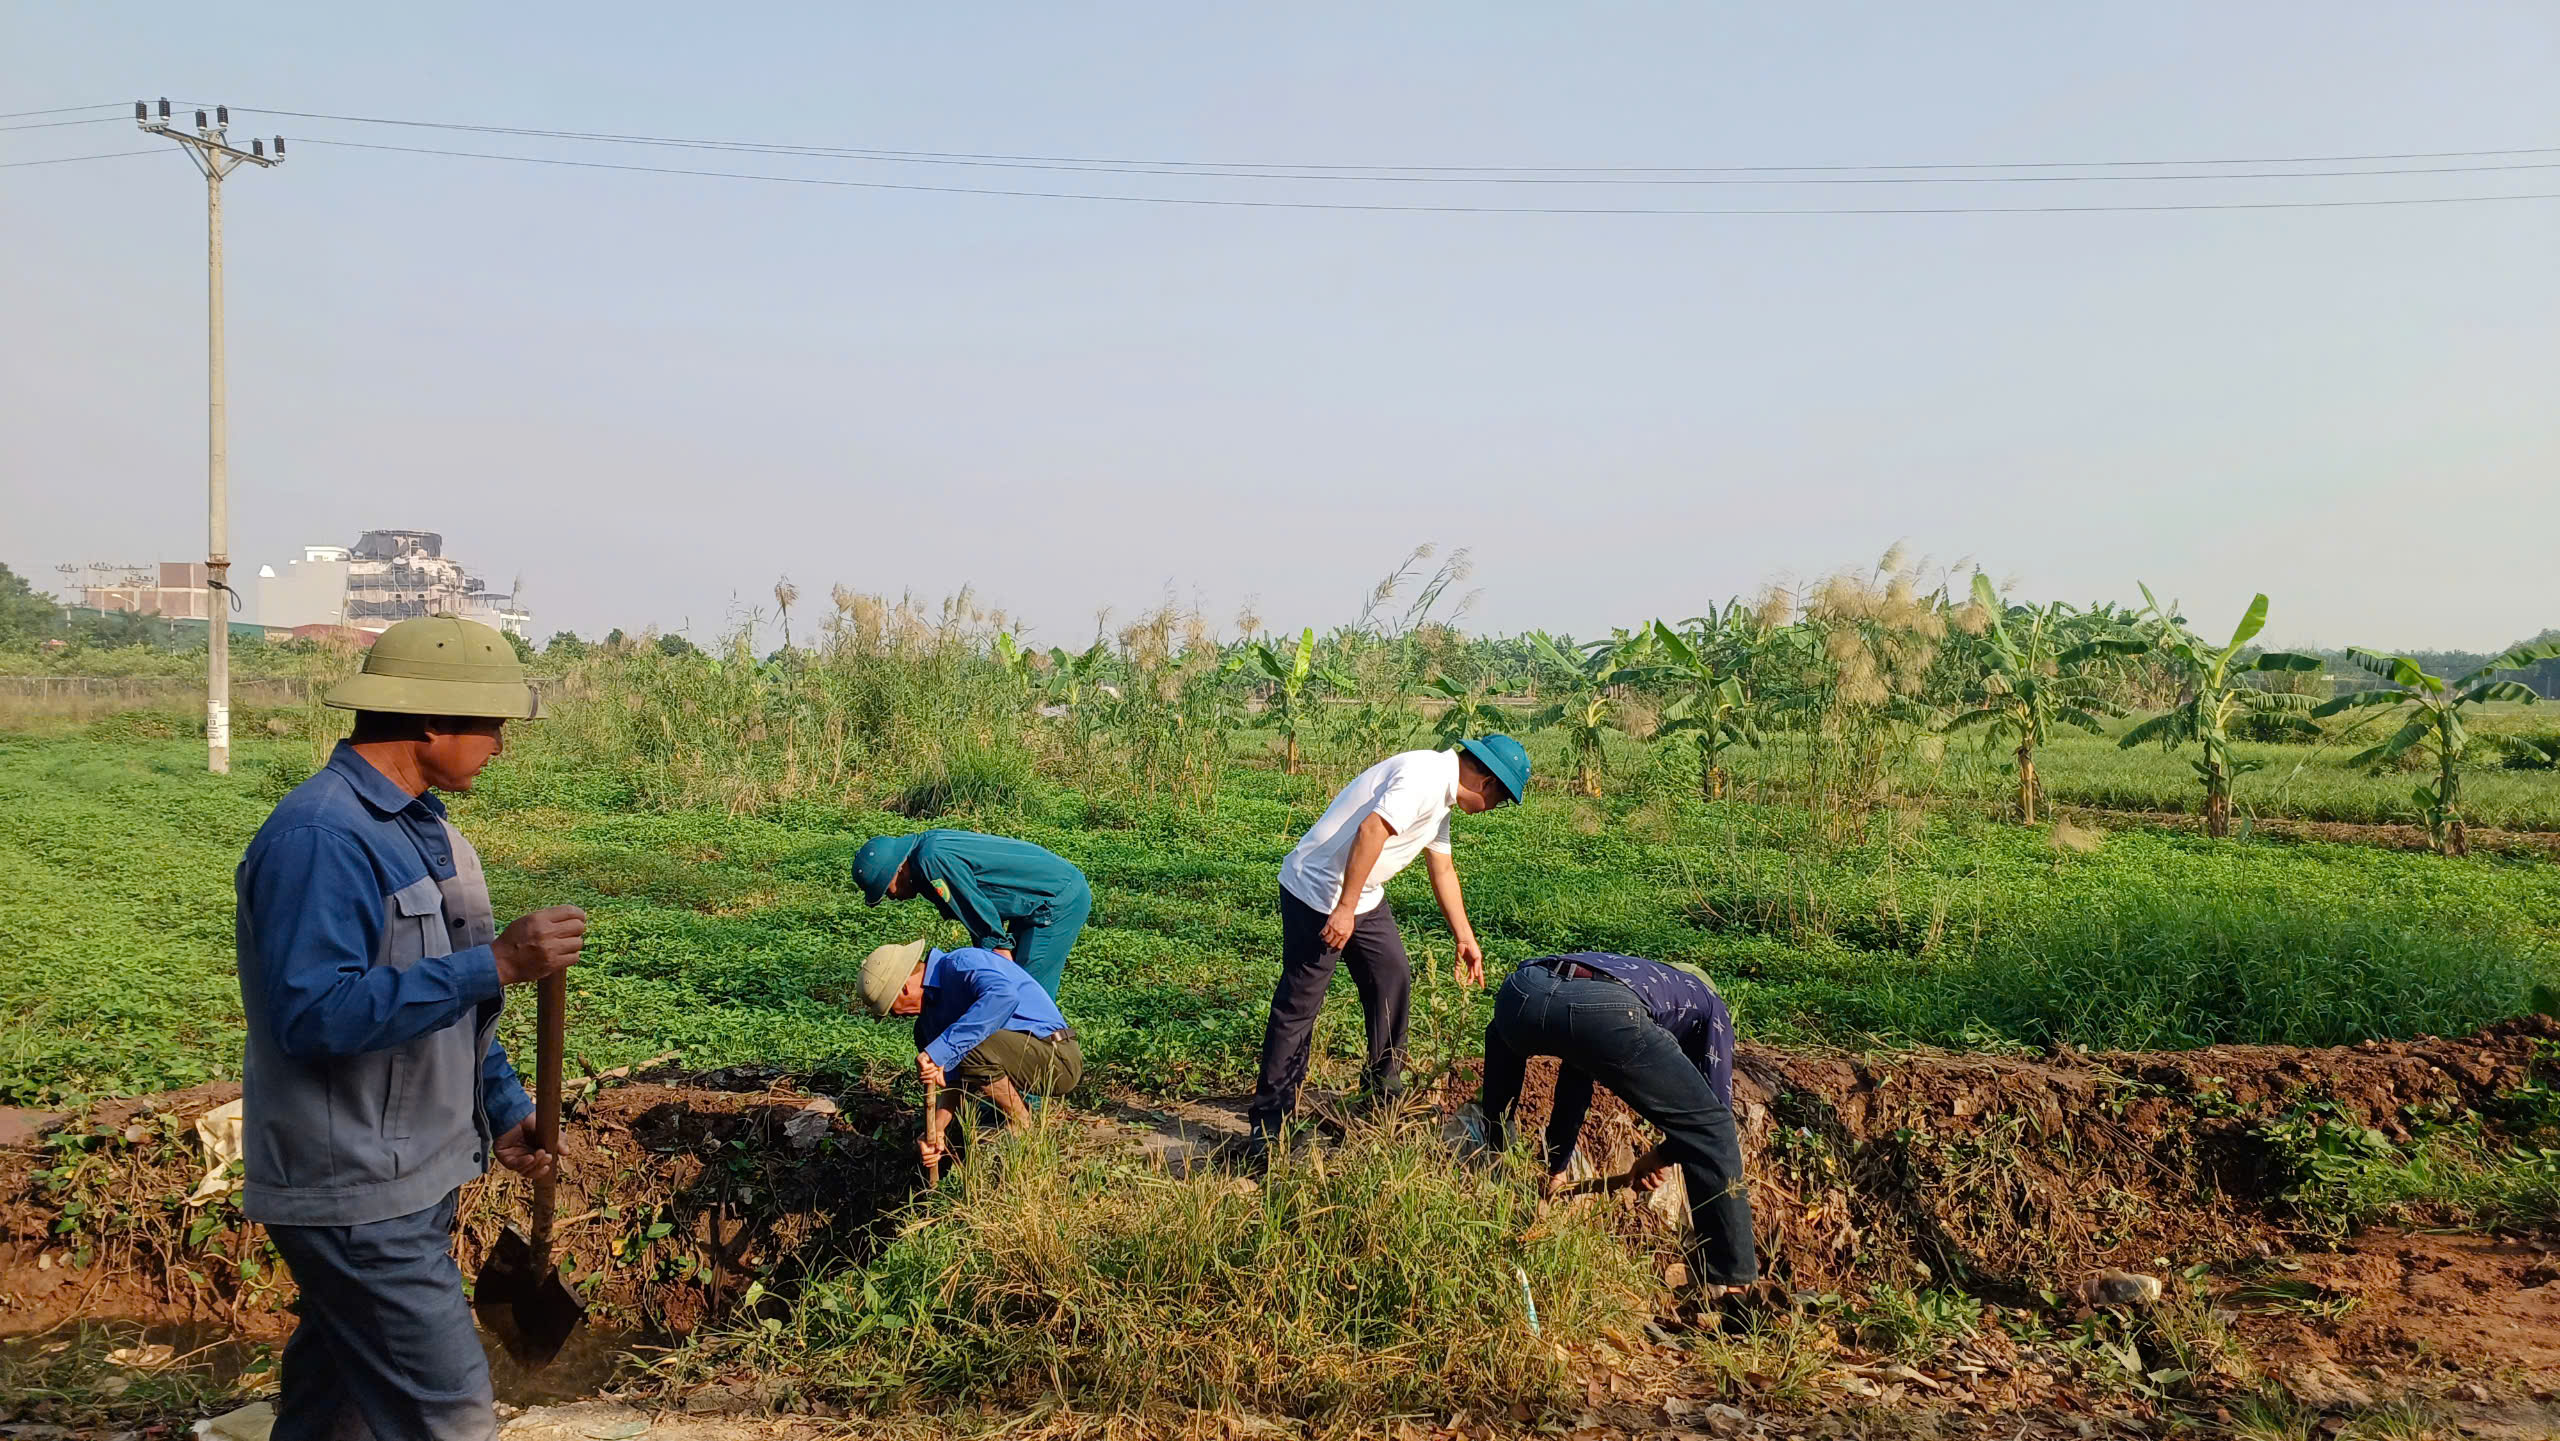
[266,1190,496,1441]
[1481,965,1759,1285]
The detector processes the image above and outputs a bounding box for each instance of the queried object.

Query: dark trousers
[1480,966,1759,1285]
[1248,887,1412,1132]
[267,1190,496,1441]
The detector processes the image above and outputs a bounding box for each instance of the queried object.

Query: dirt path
[186,1399,832,1440]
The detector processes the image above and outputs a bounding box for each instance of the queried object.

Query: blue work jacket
[235,742,532,1225]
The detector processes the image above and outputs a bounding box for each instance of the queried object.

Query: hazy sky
[5,4,2555,651]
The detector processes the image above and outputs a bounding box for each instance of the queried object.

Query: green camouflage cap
[324,614,539,719]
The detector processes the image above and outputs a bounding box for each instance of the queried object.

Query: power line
[241,107,2560,178]
[0,102,124,120]
[293,137,2560,216]
[221,111,2560,186]
[0,149,167,169]
[0,114,127,132]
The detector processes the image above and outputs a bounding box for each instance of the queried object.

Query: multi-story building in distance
[255,530,530,637]
[69,562,215,620]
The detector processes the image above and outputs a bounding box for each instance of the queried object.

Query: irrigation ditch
[5,1018,2559,1435]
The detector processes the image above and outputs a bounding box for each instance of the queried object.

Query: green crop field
[8,555,2560,1108]
[5,725,2554,1110]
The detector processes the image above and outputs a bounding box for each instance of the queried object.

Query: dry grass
[665,1118,1661,1421]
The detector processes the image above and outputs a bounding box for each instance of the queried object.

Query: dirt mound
[7,1019,2554,1403]
[1444,1014,2560,1298]
[1,1071,916,1339]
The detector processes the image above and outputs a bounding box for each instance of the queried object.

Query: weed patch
[2260,1098,2560,1238]
[667,1120,1657,1418]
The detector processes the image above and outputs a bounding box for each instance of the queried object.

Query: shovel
[922,1075,943,1184]
[475,972,585,1368]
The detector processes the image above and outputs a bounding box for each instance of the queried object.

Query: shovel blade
[474,1226,585,1369]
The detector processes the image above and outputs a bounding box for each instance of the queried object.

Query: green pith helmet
[857,938,931,1017]
[324,614,539,719]
[1458,733,1531,806]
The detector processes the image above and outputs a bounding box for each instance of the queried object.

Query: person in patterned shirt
[1478,952,1757,1291]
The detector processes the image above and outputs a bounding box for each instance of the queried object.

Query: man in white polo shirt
[1245,734,1532,1149]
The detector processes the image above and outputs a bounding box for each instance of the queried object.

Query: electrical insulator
[273,136,285,156]
[195,109,208,130]
[216,105,229,126]
[158,98,171,119]
[252,138,265,158]
[135,101,148,121]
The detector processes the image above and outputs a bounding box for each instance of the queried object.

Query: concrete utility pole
[136,99,284,774]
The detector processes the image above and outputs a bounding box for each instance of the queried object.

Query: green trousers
[1005,883,1091,1000]
[954,1028,1084,1097]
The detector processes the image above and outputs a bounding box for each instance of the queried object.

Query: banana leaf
[2227,594,2272,650]
[2457,639,2560,690]
[2313,689,2409,718]
[2459,680,2541,706]
[2118,711,2190,749]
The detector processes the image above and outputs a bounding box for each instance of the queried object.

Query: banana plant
[2116,588,2322,837]
[1425,674,1514,749]
[1940,575,2145,825]
[1647,619,1761,799]
[1038,641,1113,744]
[992,632,1039,695]
[1239,627,1349,773]
[2504,734,2560,771]
[2311,641,2560,855]
[1524,630,1638,798]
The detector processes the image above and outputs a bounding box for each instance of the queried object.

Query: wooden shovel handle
[923,1077,942,1184]
[530,972,565,1259]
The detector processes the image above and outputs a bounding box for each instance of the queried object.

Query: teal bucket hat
[852,834,921,905]
[1457,733,1531,806]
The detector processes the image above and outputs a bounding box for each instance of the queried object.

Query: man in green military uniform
[852,829,1091,999]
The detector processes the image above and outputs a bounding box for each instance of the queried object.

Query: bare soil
[0,1071,911,1340]
[1438,1015,2557,1298]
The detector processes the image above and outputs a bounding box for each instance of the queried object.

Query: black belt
[1533,958,1624,986]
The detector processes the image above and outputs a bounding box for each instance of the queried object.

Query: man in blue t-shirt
[856,938,1081,1172]
[1478,952,1757,1291]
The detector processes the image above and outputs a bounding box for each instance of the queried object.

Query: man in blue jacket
[237,616,588,1441]
[855,938,1081,1173]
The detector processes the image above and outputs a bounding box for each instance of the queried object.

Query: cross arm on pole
[137,118,284,175]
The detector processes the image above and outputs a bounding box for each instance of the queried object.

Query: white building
[257,531,529,637]
[257,546,355,630]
